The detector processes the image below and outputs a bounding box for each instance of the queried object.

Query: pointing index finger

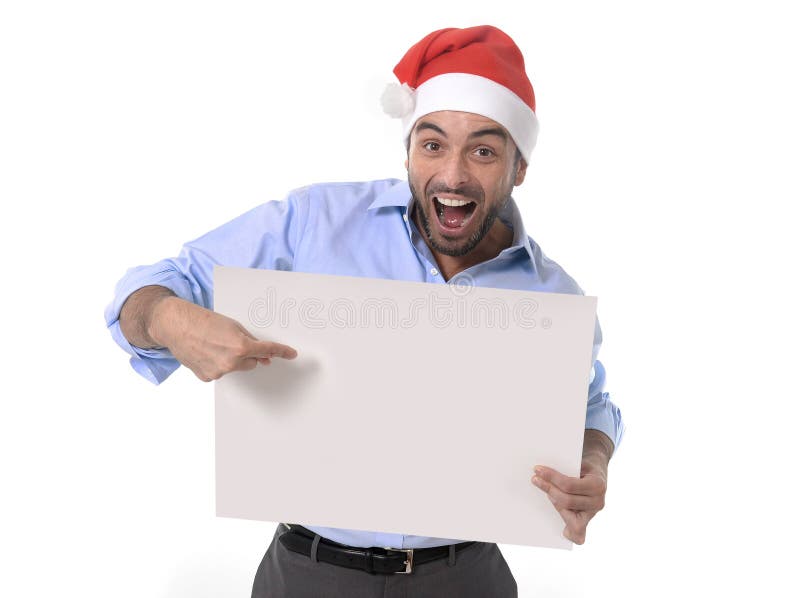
[246,338,298,360]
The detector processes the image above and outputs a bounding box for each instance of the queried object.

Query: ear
[404,157,409,170]
[514,157,528,186]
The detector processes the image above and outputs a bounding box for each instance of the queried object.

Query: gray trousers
[251,524,517,598]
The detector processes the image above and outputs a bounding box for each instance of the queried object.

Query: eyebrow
[414,121,446,137]
[413,121,509,143]
[468,127,508,142]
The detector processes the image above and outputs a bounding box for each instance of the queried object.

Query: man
[105,25,623,597]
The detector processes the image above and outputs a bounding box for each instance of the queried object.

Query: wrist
[147,294,182,348]
[582,429,614,468]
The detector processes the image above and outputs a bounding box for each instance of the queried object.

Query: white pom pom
[380,82,415,118]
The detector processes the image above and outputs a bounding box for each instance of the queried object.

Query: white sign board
[214,266,597,549]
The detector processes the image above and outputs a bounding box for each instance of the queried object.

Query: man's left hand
[530,429,614,545]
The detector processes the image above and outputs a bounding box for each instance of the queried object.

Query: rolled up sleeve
[585,359,625,452]
[104,188,309,384]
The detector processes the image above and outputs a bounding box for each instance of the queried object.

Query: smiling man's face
[407,110,527,259]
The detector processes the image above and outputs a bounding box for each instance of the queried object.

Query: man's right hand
[120,286,298,382]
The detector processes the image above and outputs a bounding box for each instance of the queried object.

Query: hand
[151,296,298,382]
[530,430,613,544]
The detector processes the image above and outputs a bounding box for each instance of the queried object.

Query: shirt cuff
[583,360,625,453]
[108,320,180,385]
[585,392,625,452]
[104,268,198,385]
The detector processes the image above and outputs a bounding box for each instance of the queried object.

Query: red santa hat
[381,25,539,163]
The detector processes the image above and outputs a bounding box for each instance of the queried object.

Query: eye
[423,141,441,152]
[474,147,495,158]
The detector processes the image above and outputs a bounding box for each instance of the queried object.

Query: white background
[1,1,797,596]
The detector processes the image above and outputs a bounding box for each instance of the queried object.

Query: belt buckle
[384,547,414,574]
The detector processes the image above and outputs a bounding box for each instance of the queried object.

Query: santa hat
[381,25,539,163]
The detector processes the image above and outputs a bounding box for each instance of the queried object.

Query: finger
[235,324,298,359]
[556,508,586,545]
[246,338,298,360]
[531,476,599,512]
[533,466,595,497]
[235,357,259,372]
[257,357,272,366]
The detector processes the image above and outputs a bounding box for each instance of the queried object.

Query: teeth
[435,196,473,207]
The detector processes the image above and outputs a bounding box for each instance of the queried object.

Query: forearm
[582,429,614,475]
[118,285,179,349]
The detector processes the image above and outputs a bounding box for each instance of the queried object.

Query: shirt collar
[367,178,415,211]
[367,179,537,264]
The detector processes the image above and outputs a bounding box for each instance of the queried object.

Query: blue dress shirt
[105,178,624,549]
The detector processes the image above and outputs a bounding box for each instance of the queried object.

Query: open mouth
[433,196,478,230]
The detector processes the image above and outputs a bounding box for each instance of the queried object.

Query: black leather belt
[278,523,477,574]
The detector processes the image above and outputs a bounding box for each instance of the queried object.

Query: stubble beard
[408,177,512,258]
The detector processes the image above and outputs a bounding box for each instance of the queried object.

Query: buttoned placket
[403,205,522,286]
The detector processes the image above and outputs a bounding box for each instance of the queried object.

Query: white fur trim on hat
[399,73,539,163]
[380,82,415,118]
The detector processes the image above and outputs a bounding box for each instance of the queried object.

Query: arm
[118,285,297,382]
[105,187,309,384]
[119,285,177,349]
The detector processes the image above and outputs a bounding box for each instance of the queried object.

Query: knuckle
[563,479,578,493]
[222,357,239,372]
[232,339,249,358]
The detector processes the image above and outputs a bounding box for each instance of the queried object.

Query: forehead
[411,110,509,138]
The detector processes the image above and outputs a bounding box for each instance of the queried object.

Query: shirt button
[402,213,408,221]
[430,268,439,276]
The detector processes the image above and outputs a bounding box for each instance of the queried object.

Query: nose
[440,151,470,190]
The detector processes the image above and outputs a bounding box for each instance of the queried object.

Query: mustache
[427,183,483,202]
